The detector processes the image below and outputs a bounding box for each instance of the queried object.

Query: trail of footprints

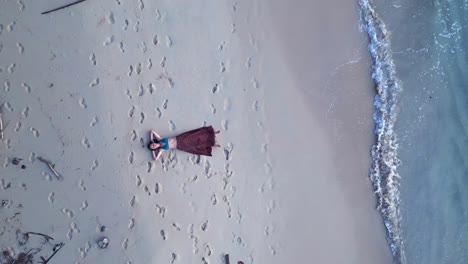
[0,6,274,262]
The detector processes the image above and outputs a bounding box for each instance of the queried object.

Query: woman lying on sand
[148,126,220,160]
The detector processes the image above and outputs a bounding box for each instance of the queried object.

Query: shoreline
[0,0,392,263]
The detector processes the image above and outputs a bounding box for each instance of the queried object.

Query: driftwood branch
[37,157,64,180]
[26,232,54,242]
[41,0,88,15]
[39,243,64,264]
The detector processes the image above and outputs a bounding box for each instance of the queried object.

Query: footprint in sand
[91,159,99,170]
[7,21,15,32]
[7,63,16,74]
[160,229,167,240]
[147,162,152,173]
[123,19,128,30]
[14,121,22,132]
[253,78,260,89]
[17,1,25,12]
[48,192,55,204]
[148,83,156,94]
[266,200,277,213]
[80,200,88,211]
[22,106,29,118]
[169,120,176,131]
[89,78,100,87]
[245,57,252,68]
[128,105,135,118]
[30,127,40,138]
[222,120,229,130]
[223,143,234,161]
[107,12,115,24]
[136,175,142,187]
[128,65,134,77]
[3,80,10,92]
[165,35,173,47]
[139,112,145,124]
[171,253,177,263]
[66,229,73,240]
[78,97,87,109]
[133,20,141,32]
[136,63,142,75]
[122,238,129,250]
[172,222,181,231]
[200,220,208,231]
[103,35,114,46]
[62,208,74,218]
[129,196,136,207]
[89,53,97,66]
[128,218,135,229]
[22,83,31,93]
[253,100,259,111]
[211,104,216,114]
[153,35,159,45]
[147,58,152,69]
[130,130,137,141]
[212,84,219,94]
[139,41,147,53]
[155,204,166,218]
[79,179,86,191]
[82,137,91,148]
[211,194,218,205]
[204,243,212,256]
[17,42,24,54]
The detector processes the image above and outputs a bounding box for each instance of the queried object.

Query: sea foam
[358,0,406,263]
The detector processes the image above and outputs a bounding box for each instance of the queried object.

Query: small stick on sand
[41,0,88,15]
[37,156,64,180]
[0,113,4,140]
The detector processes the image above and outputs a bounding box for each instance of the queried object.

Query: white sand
[0,0,391,263]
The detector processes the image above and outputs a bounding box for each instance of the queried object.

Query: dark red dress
[175,126,216,156]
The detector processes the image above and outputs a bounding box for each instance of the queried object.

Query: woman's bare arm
[155,149,164,160]
[151,130,162,140]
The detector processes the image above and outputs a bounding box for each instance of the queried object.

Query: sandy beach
[1,0,392,263]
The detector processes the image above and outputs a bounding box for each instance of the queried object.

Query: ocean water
[359,0,468,263]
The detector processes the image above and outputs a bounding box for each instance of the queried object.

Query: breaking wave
[358,0,406,263]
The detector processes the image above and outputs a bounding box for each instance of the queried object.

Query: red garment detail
[175,126,216,156]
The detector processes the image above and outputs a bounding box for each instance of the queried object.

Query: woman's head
[148,142,159,150]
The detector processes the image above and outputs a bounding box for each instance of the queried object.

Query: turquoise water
[359,0,468,263]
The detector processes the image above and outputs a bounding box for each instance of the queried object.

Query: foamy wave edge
[358,1,406,263]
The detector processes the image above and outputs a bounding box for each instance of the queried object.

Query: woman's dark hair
[148,138,159,150]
